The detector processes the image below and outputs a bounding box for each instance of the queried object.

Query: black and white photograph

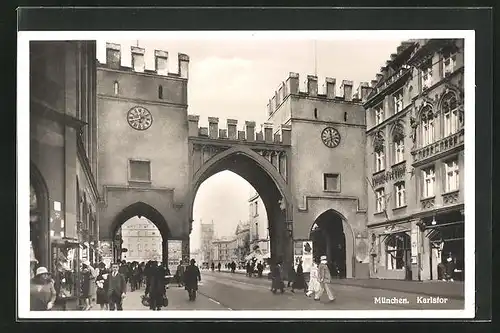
[18,29,475,319]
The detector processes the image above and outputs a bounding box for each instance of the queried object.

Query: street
[100,271,464,311]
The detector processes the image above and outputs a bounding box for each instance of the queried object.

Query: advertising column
[168,240,183,274]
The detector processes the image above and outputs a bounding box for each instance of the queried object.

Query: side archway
[30,162,50,269]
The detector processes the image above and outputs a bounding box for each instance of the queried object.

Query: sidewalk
[215,269,464,299]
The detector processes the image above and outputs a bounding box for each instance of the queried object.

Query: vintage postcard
[18,30,475,319]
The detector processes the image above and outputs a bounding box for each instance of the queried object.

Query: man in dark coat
[183,259,201,301]
[107,262,127,310]
[145,261,167,310]
[271,260,285,294]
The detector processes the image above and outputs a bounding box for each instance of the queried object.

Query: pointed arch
[390,121,406,142]
[372,130,385,153]
[30,161,50,268]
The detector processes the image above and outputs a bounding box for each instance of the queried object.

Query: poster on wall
[301,241,313,273]
[168,240,182,273]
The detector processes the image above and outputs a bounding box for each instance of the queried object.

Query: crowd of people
[30,258,202,311]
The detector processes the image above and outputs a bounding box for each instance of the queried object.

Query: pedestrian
[270,260,285,294]
[316,256,336,302]
[175,261,185,287]
[183,259,201,301]
[107,262,127,310]
[30,266,57,311]
[145,260,167,310]
[292,260,307,293]
[211,262,215,272]
[217,262,221,272]
[257,261,264,278]
[287,265,296,289]
[95,264,109,310]
[306,260,321,297]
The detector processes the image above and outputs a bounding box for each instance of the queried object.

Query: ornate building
[30,41,99,309]
[120,217,162,262]
[199,220,214,264]
[364,39,464,281]
[248,192,270,255]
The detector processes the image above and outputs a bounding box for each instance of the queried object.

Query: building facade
[96,43,191,263]
[199,220,214,264]
[211,237,235,265]
[248,193,270,254]
[30,41,99,309]
[364,39,465,281]
[120,217,162,262]
[234,220,251,262]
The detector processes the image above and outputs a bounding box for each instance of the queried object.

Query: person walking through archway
[270,260,285,294]
[316,256,336,302]
[183,259,201,301]
[291,259,307,294]
[217,262,221,272]
[107,263,127,310]
[30,267,57,311]
[145,260,167,310]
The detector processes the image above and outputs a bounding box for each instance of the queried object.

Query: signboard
[294,241,313,273]
[168,240,182,273]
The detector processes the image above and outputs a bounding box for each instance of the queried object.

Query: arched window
[385,232,411,270]
[420,106,435,146]
[113,81,119,95]
[392,122,405,164]
[373,131,385,172]
[442,93,460,137]
[158,85,163,99]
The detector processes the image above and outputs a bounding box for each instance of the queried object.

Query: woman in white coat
[305,260,320,297]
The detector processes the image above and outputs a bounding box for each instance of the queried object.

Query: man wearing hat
[316,255,336,302]
[30,266,57,311]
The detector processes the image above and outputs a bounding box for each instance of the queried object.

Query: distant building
[211,237,234,265]
[121,217,162,262]
[200,220,215,264]
[248,192,270,255]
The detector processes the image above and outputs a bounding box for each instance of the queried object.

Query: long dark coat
[292,263,307,290]
[147,266,166,306]
[183,264,201,291]
[271,264,284,290]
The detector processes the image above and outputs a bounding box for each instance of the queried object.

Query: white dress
[307,265,321,295]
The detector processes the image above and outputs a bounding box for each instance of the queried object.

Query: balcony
[411,128,464,166]
[421,197,435,210]
[443,190,460,205]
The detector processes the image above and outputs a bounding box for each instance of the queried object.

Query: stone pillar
[341,80,354,102]
[280,125,291,145]
[162,239,168,263]
[227,119,238,140]
[188,115,200,137]
[325,77,336,99]
[245,121,256,142]
[208,117,219,139]
[263,123,273,143]
[182,238,190,263]
[307,75,318,96]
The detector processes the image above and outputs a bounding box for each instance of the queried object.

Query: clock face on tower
[127,106,153,131]
[321,127,341,148]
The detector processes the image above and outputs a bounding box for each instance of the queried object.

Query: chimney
[106,43,121,69]
[286,72,299,95]
[155,50,168,76]
[178,53,190,79]
[358,82,371,102]
[131,46,145,72]
[341,80,354,101]
[325,77,336,99]
[307,75,318,96]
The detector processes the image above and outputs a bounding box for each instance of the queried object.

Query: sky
[96,35,403,251]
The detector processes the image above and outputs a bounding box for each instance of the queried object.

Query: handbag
[162,295,169,307]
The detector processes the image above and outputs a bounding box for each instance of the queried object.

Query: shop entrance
[310,210,346,279]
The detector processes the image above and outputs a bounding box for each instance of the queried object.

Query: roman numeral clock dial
[321,127,341,148]
[127,106,153,131]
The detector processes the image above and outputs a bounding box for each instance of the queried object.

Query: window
[421,110,435,146]
[137,244,142,250]
[158,85,163,99]
[386,233,411,270]
[375,188,386,213]
[254,202,258,217]
[375,104,384,125]
[113,81,119,95]
[421,59,433,90]
[323,173,340,192]
[442,94,459,137]
[395,182,406,208]
[375,151,385,172]
[442,51,456,77]
[394,139,404,164]
[444,159,459,192]
[423,167,436,198]
[129,160,151,182]
[393,89,404,113]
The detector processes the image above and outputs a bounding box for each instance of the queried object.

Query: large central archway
[110,202,171,263]
[187,146,294,276]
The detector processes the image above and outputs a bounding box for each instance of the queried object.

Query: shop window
[52,243,79,300]
[129,160,151,182]
[395,182,406,208]
[442,93,460,137]
[385,233,411,270]
[375,188,386,213]
[423,166,436,198]
[323,173,340,192]
[444,159,459,192]
[393,89,404,113]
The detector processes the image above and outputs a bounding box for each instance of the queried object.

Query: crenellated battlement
[99,42,190,79]
[266,73,372,116]
[188,115,291,145]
